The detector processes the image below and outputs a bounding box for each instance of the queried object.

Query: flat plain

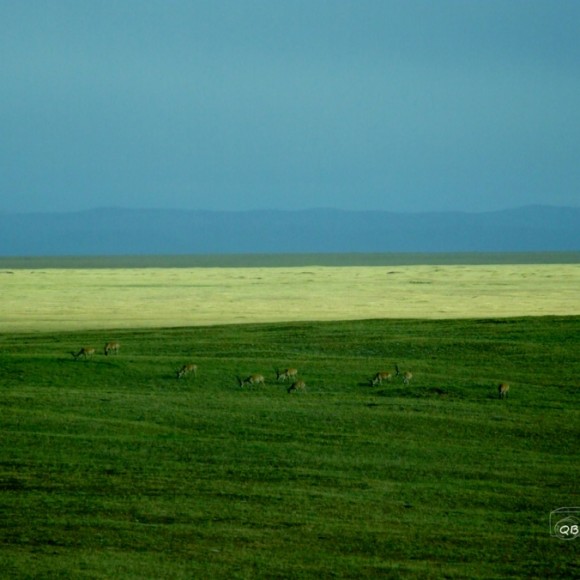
[1,254,579,578]
[1,254,579,332]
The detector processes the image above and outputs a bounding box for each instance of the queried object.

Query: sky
[1,0,579,214]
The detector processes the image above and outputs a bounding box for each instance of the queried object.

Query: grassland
[1,316,579,578]
[1,258,579,332]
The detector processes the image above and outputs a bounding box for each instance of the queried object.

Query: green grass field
[1,316,578,578]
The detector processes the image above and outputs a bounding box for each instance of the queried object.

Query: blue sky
[1,1,579,213]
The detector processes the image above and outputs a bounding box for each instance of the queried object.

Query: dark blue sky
[1,1,579,213]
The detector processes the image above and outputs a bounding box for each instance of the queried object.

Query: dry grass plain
[1,262,579,332]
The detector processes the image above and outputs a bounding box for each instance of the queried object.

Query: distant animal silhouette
[238,374,265,387]
[276,368,298,382]
[71,347,95,360]
[370,372,392,386]
[104,341,120,356]
[177,364,197,379]
[287,380,306,394]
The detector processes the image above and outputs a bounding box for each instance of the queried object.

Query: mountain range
[0,206,578,256]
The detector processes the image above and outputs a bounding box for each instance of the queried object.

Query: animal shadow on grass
[358,380,376,388]
[373,386,460,399]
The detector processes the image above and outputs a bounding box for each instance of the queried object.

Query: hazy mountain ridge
[0,206,578,256]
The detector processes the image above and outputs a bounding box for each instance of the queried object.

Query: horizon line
[1,203,578,216]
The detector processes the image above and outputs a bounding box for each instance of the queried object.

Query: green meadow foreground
[1,317,579,578]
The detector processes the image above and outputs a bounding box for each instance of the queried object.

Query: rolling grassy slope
[1,317,579,578]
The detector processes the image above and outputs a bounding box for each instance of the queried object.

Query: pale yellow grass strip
[0,265,578,332]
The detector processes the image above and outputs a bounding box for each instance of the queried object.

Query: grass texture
[1,261,580,332]
[1,316,579,578]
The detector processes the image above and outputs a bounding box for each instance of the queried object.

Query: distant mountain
[0,206,578,256]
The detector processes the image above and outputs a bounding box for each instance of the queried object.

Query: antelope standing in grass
[371,371,392,386]
[276,368,298,382]
[287,380,306,394]
[498,383,510,399]
[177,364,197,379]
[395,364,413,385]
[238,374,265,388]
[104,341,120,356]
[72,347,95,360]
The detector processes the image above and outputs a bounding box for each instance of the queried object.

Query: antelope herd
[68,342,511,399]
[369,366,414,387]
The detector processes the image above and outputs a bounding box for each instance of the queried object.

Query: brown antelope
[72,347,95,360]
[287,380,306,394]
[238,374,265,388]
[371,372,392,386]
[498,383,510,399]
[104,341,120,356]
[177,364,197,379]
[395,364,413,385]
[276,368,298,382]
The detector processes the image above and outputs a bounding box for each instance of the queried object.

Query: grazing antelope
[395,364,412,384]
[276,368,298,382]
[371,371,392,386]
[104,341,120,356]
[71,347,95,360]
[287,380,306,394]
[238,374,265,388]
[177,364,197,379]
[498,383,510,399]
